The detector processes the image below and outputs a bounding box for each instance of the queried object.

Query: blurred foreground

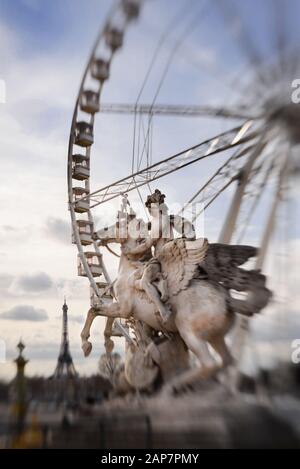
[1,360,300,449]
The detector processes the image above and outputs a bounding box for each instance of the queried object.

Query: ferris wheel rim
[67,0,144,348]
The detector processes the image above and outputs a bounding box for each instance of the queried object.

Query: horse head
[94,214,149,245]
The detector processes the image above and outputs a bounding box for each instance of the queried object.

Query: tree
[98,352,122,379]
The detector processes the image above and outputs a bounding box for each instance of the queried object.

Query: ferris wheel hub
[263,90,300,144]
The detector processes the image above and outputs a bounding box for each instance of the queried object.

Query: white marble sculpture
[81,190,271,391]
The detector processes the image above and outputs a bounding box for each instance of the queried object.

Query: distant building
[51,299,77,379]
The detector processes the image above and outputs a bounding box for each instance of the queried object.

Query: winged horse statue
[81,190,271,392]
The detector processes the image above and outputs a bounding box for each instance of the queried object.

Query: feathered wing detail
[157,238,271,315]
[206,243,257,267]
[203,244,260,291]
[158,238,209,297]
[201,243,272,315]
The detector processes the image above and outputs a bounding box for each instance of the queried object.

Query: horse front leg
[81,302,131,357]
[81,307,100,357]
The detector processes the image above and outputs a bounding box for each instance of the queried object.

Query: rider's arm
[122,238,153,255]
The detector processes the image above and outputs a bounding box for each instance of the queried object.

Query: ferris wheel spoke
[234,154,278,243]
[217,0,272,90]
[99,102,260,119]
[218,133,271,244]
[177,144,254,221]
[271,0,289,88]
[134,0,212,172]
[232,144,292,362]
[131,0,197,173]
[75,121,259,209]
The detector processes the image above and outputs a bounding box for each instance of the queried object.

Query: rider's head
[145,189,168,217]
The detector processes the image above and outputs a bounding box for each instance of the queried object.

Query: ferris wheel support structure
[98,102,260,120]
[218,134,268,244]
[73,121,258,209]
[232,148,291,369]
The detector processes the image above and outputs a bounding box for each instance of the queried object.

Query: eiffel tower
[52,299,77,378]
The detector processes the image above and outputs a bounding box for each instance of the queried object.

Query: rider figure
[122,190,195,325]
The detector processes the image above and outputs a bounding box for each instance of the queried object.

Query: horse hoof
[82,341,92,357]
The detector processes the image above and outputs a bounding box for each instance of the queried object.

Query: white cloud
[12,271,53,294]
[44,217,71,244]
[1,305,48,322]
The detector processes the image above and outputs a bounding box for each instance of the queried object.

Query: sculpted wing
[203,244,260,291]
[158,238,208,297]
[158,238,271,315]
[201,243,272,315]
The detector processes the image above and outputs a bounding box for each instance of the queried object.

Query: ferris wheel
[67,0,300,364]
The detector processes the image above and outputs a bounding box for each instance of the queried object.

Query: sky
[0,0,300,381]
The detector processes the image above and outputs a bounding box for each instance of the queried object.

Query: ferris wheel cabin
[122,0,141,20]
[77,252,103,277]
[74,121,94,147]
[80,90,100,115]
[105,26,124,51]
[72,187,90,213]
[91,59,110,82]
[72,220,93,246]
[71,154,90,181]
